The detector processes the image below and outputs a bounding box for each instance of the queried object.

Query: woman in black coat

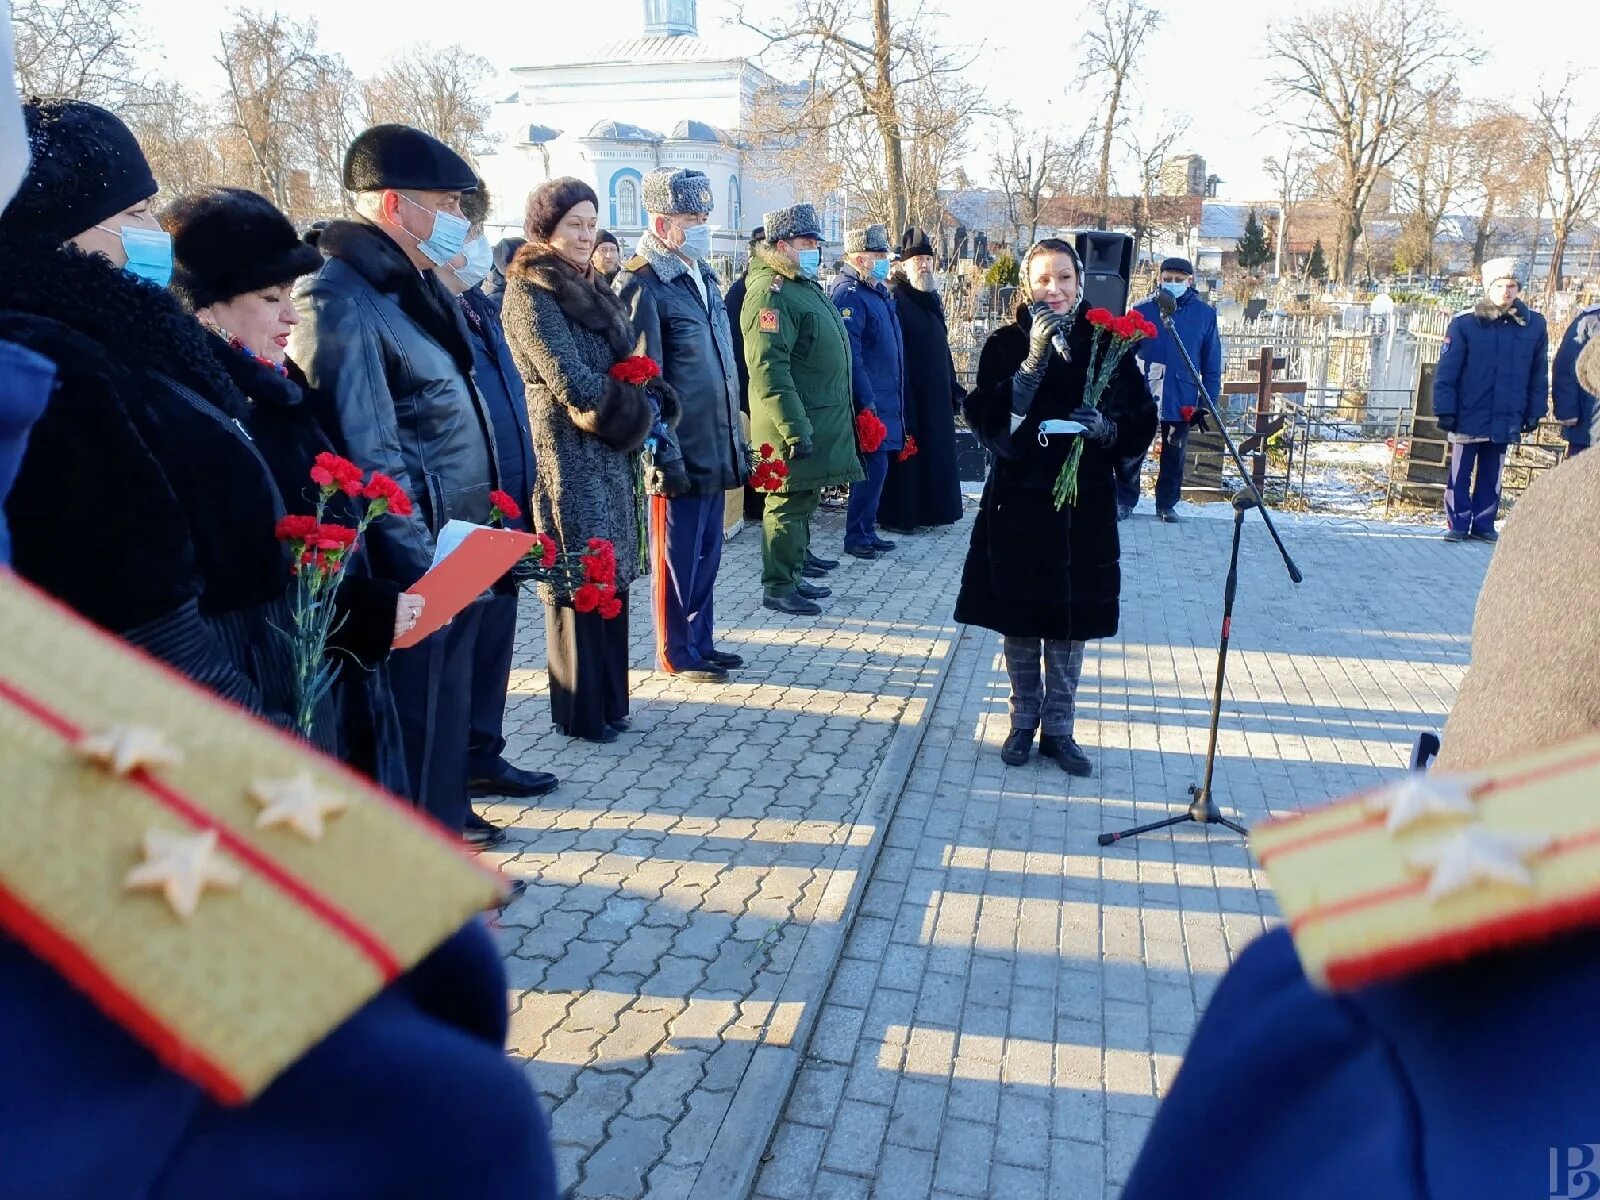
[880,229,966,532]
[0,103,364,778]
[954,238,1156,775]
[162,187,414,796]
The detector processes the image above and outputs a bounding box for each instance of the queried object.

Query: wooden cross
[1221,348,1306,490]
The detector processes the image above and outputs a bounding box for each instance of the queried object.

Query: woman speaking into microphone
[955,238,1155,776]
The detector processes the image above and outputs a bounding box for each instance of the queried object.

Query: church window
[617,178,641,227]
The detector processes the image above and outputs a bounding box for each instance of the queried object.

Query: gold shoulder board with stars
[0,573,506,1104]
[1252,733,1600,991]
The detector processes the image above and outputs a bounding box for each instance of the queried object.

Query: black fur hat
[162,187,323,311]
[524,177,600,242]
[1,99,158,251]
[343,124,477,193]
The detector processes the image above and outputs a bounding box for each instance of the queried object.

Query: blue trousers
[387,599,483,834]
[845,449,890,550]
[466,589,518,779]
[1115,421,1188,512]
[649,492,725,672]
[1445,441,1506,534]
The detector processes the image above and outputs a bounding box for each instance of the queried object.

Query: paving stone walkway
[753,508,1491,1200]
[487,500,1493,1200]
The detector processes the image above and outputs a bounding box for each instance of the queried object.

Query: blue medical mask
[677,222,712,260]
[96,223,174,287]
[871,258,891,281]
[796,248,822,279]
[401,193,471,266]
[1162,280,1189,300]
[452,235,494,288]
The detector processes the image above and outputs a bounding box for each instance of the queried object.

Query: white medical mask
[399,193,470,266]
[96,223,173,287]
[453,235,493,288]
[677,222,712,260]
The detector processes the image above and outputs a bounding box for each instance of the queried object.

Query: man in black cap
[292,124,525,849]
[591,229,621,283]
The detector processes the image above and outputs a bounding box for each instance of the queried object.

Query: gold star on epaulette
[124,828,243,919]
[1364,773,1478,834]
[77,726,184,776]
[249,773,350,842]
[1407,825,1552,902]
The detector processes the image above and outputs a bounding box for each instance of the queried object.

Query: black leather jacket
[291,220,498,588]
[614,236,747,494]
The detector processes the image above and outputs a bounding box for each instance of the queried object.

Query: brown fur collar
[509,246,635,360]
[1473,297,1529,326]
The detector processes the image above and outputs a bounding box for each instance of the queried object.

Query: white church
[477,0,836,262]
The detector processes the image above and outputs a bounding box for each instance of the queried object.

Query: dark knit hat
[343,124,477,193]
[525,177,599,242]
[900,227,935,259]
[0,99,157,250]
[162,187,322,310]
[763,204,822,243]
[596,229,619,249]
[1159,256,1194,276]
[642,167,713,217]
[845,224,890,254]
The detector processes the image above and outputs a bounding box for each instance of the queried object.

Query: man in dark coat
[292,124,502,842]
[880,228,965,532]
[483,235,523,313]
[1554,302,1599,456]
[439,184,559,814]
[831,223,907,559]
[1432,256,1549,542]
[591,228,621,284]
[616,168,749,683]
[1118,256,1221,522]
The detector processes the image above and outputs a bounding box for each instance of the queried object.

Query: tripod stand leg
[1098,814,1196,847]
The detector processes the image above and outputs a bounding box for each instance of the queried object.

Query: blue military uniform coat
[830,264,907,452]
[1131,288,1222,421]
[1553,304,1599,449]
[1433,298,1549,444]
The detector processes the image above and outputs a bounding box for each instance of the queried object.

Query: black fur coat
[954,304,1157,641]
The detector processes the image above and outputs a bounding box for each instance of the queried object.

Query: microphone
[1156,287,1178,318]
[1030,301,1071,362]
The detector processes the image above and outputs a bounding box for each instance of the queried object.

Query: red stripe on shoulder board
[0,877,248,1104]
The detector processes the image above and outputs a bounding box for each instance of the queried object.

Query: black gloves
[1024,306,1066,374]
[1189,407,1213,433]
[646,457,692,497]
[1435,413,1457,434]
[1070,406,1118,447]
[790,436,815,460]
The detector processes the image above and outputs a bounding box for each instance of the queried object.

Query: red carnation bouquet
[748,442,790,493]
[896,435,919,464]
[274,453,414,735]
[1052,308,1158,509]
[609,355,662,386]
[856,409,888,453]
[484,492,621,617]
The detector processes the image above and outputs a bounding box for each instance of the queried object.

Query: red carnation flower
[361,472,414,518]
[896,434,920,463]
[1085,307,1114,327]
[274,514,319,544]
[609,355,662,386]
[573,583,603,613]
[534,532,558,568]
[1180,405,1196,422]
[759,442,775,458]
[599,596,623,620]
[489,489,523,523]
[309,452,363,496]
[856,409,888,453]
[309,523,358,552]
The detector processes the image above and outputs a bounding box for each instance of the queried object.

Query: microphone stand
[1098,296,1303,850]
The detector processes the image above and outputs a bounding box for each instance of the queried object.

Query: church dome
[668,120,729,144]
[585,120,664,143]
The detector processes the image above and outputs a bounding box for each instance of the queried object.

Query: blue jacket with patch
[1553,304,1600,448]
[1132,288,1222,422]
[1433,299,1549,443]
[830,264,906,451]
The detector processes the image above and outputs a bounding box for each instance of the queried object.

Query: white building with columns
[476,0,826,263]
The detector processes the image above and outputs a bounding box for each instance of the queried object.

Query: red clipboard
[393,526,536,649]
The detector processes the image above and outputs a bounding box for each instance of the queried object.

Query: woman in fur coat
[954,238,1156,776]
[0,101,341,753]
[500,178,678,743]
[161,186,412,796]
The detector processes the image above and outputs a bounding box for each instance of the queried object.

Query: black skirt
[545,589,630,740]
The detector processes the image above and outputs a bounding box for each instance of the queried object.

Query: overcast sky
[134,0,1590,201]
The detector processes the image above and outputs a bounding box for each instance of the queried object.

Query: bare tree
[1391,89,1468,276]
[1532,77,1600,302]
[991,118,1090,250]
[124,79,229,200]
[735,0,976,240]
[1263,144,1315,278]
[1078,0,1162,232]
[1263,0,1480,283]
[1124,113,1190,266]
[1457,107,1540,269]
[303,60,366,217]
[363,44,495,162]
[11,0,142,105]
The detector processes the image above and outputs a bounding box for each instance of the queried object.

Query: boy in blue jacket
[1432,258,1549,542]
[1553,304,1599,457]
[1118,257,1221,522]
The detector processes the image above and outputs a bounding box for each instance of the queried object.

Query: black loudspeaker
[1074,231,1135,315]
